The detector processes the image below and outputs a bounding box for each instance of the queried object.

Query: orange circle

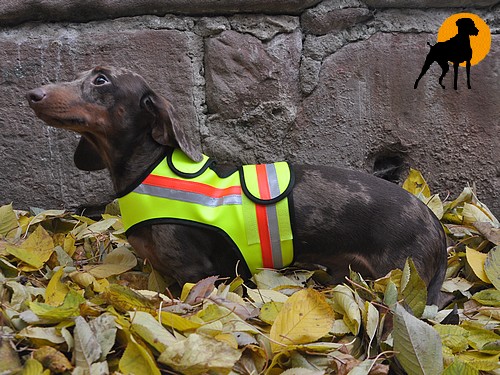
[437,13,491,66]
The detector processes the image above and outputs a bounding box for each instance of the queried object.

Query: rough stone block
[204,29,302,163]
[302,1,372,35]
[230,15,299,41]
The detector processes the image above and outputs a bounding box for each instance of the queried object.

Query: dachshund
[414,17,479,90]
[27,66,447,304]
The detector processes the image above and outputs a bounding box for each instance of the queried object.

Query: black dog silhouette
[414,18,479,90]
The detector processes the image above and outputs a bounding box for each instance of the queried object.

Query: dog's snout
[27,88,47,104]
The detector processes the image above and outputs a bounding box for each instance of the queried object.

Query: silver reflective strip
[265,164,283,268]
[134,184,242,207]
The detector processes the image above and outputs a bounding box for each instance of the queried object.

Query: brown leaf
[33,346,73,373]
[183,276,218,305]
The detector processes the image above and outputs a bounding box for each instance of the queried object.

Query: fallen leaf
[103,283,155,313]
[466,247,491,283]
[461,320,500,350]
[424,194,444,219]
[0,338,21,373]
[462,203,496,225]
[259,301,283,325]
[27,289,84,324]
[473,222,500,245]
[119,334,161,375]
[84,246,137,279]
[158,333,242,375]
[183,276,218,305]
[330,285,361,335]
[33,346,73,374]
[442,359,479,375]
[402,168,430,198]
[45,268,70,306]
[363,301,379,348]
[400,258,427,317]
[472,288,500,307]
[89,314,117,361]
[159,311,202,332]
[252,269,303,289]
[484,245,500,290]
[393,304,443,375]
[73,316,102,369]
[76,218,118,240]
[270,288,334,352]
[5,225,54,270]
[0,203,18,237]
[434,324,469,353]
[18,326,66,346]
[20,358,44,375]
[129,311,178,352]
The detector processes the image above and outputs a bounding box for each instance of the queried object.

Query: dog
[27,66,447,304]
[414,17,479,90]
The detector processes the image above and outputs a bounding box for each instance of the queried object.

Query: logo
[414,13,491,90]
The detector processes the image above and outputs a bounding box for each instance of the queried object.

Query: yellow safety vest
[117,149,295,274]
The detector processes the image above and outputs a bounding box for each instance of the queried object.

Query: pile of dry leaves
[0,169,499,375]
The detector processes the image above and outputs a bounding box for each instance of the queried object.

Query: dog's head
[456,18,479,36]
[27,66,202,171]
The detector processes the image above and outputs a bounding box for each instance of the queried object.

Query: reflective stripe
[254,164,284,269]
[143,174,241,198]
[266,164,284,269]
[134,175,242,207]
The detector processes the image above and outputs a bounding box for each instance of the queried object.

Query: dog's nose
[27,88,47,103]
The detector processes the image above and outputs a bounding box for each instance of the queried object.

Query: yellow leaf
[63,234,76,257]
[129,311,177,352]
[45,268,70,306]
[0,203,19,236]
[6,225,54,270]
[159,311,202,332]
[330,285,362,335]
[270,289,334,352]
[103,284,155,314]
[119,335,161,375]
[463,203,496,225]
[29,289,85,323]
[466,247,491,283]
[423,194,444,219]
[84,246,137,279]
[259,302,283,325]
[21,358,44,375]
[215,333,239,349]
[69,271,96,288]
[402,168,430,198]
[181,282,196,302]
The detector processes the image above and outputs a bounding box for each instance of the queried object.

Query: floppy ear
[74,137,106,171]
[141,93,203,162]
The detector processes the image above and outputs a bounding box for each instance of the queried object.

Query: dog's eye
[93,75,109,86]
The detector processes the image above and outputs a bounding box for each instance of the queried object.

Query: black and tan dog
[414,17,479,90]
[27,67,447,304]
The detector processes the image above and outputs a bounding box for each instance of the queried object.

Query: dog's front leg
[466,60,472,89]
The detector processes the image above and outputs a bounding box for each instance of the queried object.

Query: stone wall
[1,0,499,216]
